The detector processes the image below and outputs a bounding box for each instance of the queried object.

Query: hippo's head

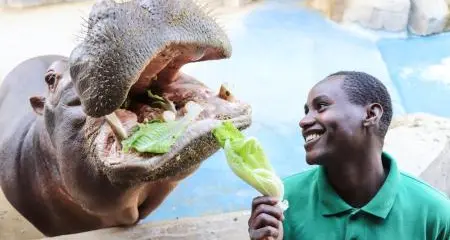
[28,0,251,232]
[69,0,251,184]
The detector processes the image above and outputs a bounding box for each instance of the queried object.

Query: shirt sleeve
[437,214,450,240]
[433,199,450,240]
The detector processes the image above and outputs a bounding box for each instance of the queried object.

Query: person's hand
[248,196,284,240]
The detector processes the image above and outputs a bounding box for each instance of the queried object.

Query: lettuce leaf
[122,102,203,154]
[211,120,245,147]
[212,121,287,205]
[147,90,176,113]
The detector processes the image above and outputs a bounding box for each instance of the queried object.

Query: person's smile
[302,128,325,151]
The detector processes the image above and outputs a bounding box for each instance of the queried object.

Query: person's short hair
[327,71,393,138]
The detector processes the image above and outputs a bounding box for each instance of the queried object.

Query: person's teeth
[306,133,321,143]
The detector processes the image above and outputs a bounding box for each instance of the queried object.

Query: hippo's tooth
[105,112,128,141]
[162,111,176,122]
[218,83,235,102]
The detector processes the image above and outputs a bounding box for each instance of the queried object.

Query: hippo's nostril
[66,98,82,107]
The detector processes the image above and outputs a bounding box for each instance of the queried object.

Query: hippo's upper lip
[69,0,232,118]
[66,97,81,107]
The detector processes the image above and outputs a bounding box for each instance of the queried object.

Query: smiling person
[248,71,450,240]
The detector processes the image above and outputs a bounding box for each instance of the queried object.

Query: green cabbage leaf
[122,102,203,154]
[213,121,289,210]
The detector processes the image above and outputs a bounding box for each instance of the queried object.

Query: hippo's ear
[30,96,45,116]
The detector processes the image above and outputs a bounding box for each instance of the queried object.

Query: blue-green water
[142,1,450,222]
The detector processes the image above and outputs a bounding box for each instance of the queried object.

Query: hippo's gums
[0,0,252,237]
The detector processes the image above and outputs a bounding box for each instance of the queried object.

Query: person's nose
[299,112,315,130]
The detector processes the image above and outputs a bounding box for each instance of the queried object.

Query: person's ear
[30,96,45,116]
[363,103,383,127]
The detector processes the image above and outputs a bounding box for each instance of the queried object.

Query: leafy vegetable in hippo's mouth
[147,90,177,113]
[121,101,204,154]
[212,121,289,211]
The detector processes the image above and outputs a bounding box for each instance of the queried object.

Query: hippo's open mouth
[94,63,251,169]
[91,57,252,185]
[69,0,252,184]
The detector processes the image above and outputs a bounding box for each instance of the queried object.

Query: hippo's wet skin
[0,0,251,236]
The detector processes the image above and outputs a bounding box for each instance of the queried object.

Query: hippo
[0,0,251,237]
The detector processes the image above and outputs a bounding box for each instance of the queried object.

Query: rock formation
[304,0,347,22]
[306,0,450,36]
[408,0,450,35]
[384,113,450,196]
[344,0,411,32]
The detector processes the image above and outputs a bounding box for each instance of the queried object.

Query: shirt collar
[317,152,400,219]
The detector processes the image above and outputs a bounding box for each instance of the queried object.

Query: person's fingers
[249,196,279,227]
[252,196,279,212]
[253,203,284,222]
[252,213,281,230]
[249,226,280,240]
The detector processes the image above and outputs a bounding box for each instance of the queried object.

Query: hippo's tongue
[103,100,204,152]
[120,101,204,154]
[102,81,238,153]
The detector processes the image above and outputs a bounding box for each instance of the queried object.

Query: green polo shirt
[282,152,450,240]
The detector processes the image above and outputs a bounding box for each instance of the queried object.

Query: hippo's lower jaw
[92,71,252,186]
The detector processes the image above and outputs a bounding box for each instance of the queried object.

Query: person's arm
[248,196,284,240]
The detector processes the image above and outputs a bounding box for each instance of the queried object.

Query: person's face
[299,77,368,166]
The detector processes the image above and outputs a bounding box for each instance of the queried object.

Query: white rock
[384,113,450,196]
[305,0,347,22]
[343,0,411,32]
[223,0,252,7]
[408,0,450,36]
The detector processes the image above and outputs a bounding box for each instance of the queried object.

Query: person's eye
[317,102,328,112]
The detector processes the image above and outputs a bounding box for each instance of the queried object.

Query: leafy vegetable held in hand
[212,121,288,210]
[122,101,203,154]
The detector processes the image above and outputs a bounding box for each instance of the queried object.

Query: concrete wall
[44,211,251,240]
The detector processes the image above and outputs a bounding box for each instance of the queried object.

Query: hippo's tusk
[105,112,128,141]
[218,83,235,102]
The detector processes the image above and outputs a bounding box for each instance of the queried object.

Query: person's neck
[324,145,387,208]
